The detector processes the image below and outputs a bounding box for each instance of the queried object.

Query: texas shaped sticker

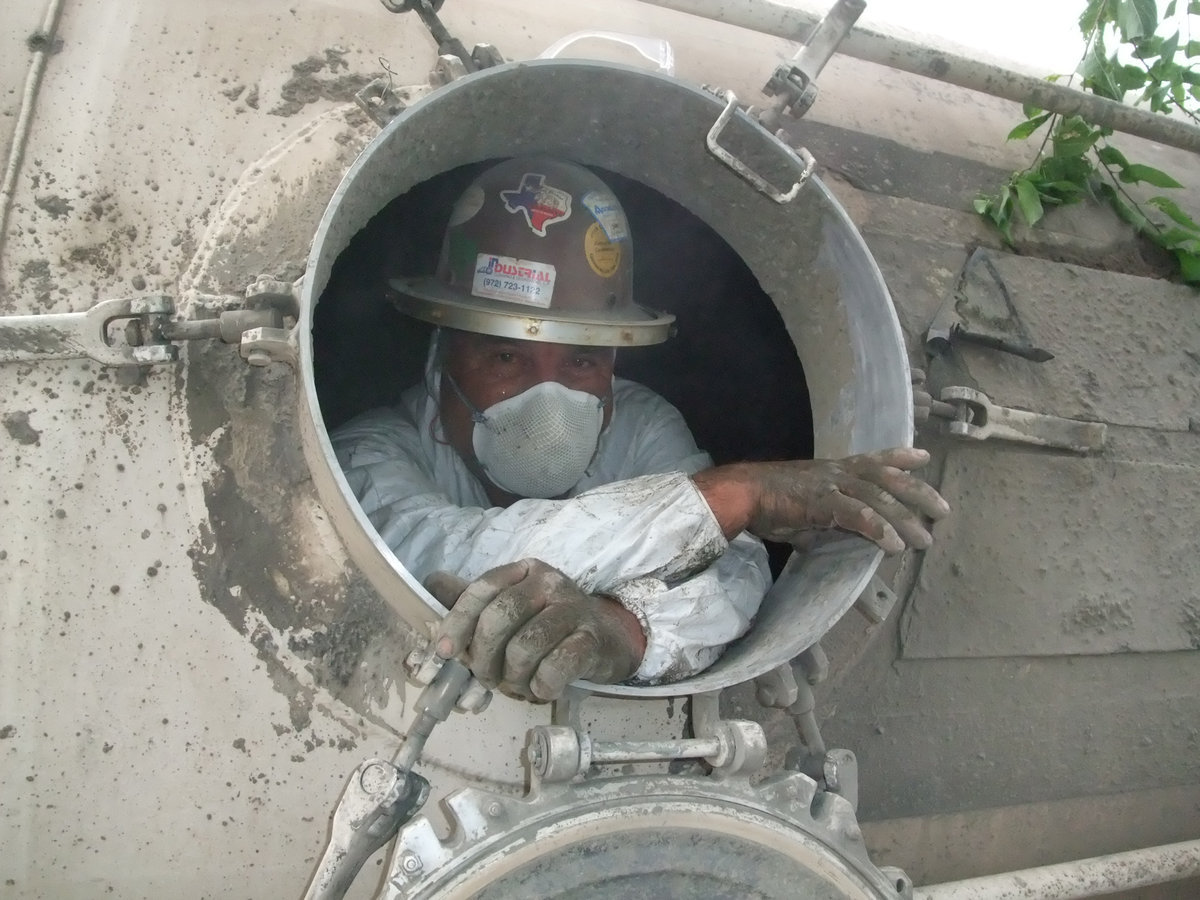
[500,172,573,236]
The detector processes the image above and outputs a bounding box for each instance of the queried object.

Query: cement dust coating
[902,449,1200,658]
[902,250,1200,657]
[0,357,396,898]
[1,4,721,896]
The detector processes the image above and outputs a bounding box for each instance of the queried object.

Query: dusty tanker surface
[2,0,1199,897]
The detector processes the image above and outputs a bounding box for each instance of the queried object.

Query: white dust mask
[448,377,607,498]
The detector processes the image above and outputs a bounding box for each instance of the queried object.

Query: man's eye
[495,352,515,363]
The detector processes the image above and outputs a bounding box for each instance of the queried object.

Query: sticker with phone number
[472,254,556,307]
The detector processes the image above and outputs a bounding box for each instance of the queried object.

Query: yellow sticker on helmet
[585,223,621,278]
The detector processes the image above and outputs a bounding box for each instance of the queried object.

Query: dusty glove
[425,559,645,701]
[733,447,948,553]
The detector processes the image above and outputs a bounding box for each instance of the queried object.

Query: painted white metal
[915,839,1200,900]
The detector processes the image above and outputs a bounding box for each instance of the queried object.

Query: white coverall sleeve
[606,531,770,683]
[333,391,772,684]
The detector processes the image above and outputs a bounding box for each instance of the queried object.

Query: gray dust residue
[1065,598,1134,634]
[26,30,63,54]
[184,341,417,732]
[18,259,53,308]
[3,411,40,445]
[61,192,138,279]
[35,195,73,219]
[269,49,372,117]
[1182,602,1200,649]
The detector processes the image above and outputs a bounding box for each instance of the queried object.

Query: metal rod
[914,838,1200,900]
[788,0,865,85]
[0,0,67,265]
[158,319,223,341]
[590,737,723,763]
[640,0,1200,154]
[392,659,471,771]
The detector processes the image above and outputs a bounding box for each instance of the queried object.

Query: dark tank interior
[312,161,814,569]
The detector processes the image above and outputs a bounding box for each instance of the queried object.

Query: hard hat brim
[389,276,675,347]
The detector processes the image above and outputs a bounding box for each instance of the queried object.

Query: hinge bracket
[0,275,302,369]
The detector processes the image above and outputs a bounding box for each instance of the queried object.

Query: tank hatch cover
[381,773,910,899]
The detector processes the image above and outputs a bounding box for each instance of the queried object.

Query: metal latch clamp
[0,295,178,366]
[938,386,1108,453]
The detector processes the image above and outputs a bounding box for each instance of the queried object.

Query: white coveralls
[331,365,771,684]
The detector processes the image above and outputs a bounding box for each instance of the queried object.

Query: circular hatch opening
[296,60,911,697]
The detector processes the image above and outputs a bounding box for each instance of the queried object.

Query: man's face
[440,330,616,469]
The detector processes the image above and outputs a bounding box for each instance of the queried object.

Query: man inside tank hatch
[331,156,948,702]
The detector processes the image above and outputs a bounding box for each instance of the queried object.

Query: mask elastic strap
[444,372,489,426]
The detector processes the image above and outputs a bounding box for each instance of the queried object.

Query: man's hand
[693,447,949,554]
[425,559,646,701]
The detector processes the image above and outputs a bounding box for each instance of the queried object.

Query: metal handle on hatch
[706,90,815,203]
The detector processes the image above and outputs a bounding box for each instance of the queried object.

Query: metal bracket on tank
[0,295,180,366]
[377,0,506,91]
[0,274,302,370]
[757,0,867,128]
[530,691,767,785]
[705,0,866,200]
[933,385,1108,453]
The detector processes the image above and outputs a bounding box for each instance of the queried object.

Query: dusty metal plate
[947,251,1200,433]
[901,446,1200,658]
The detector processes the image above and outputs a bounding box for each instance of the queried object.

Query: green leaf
[1141,83,1171,112]
[1021,100,1047,119]
[1096,144,1130,167]
[1041,153,1096,184]
[1079,0,1114,35]
[1054,134,1102,157]
[1108,189,1155,233]
[989,185,1015,242]
[1165,0,1177,15]
[1190,1,1200,15]
[1158,227,1200,248]
[1116,0,1158,42]
[1007,113,1053,140]
[1118,163,1184,188]
[1015,177,1046,227]
[1157,31,1181,65]
[1148,196,1200,229]
[972,196,992,215]
[1176,249,1200,283]
[1187,41,1200,59]
[1041,181,1090,200]
[1080,44,1125,99]
[1117,63,1149,91]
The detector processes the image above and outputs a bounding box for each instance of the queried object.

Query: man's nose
[529,346,569,385]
